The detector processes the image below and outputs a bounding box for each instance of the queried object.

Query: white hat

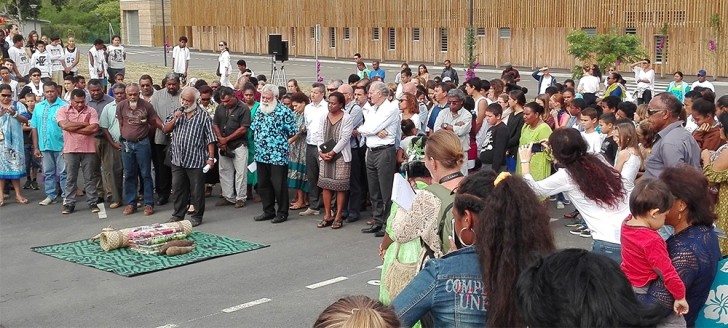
[442,77,452,82]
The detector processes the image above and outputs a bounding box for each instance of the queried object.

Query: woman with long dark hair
[392,170,555,327]
[519,128,629,262]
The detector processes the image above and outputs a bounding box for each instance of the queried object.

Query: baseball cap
[442,77,452,82]
[697,69,707,76]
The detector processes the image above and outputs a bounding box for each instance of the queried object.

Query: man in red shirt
[57,89,100,214]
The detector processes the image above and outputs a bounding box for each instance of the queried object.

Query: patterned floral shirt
[250,102,296,166]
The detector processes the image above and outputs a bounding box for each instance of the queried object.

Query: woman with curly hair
[520,128,629,263]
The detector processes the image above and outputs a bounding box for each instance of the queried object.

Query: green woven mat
[31,231,269,277]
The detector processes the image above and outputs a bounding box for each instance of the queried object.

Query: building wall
[142,0,728,76]
[119,0,171,46]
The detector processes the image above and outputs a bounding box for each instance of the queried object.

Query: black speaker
[275,41,289,62]
[268,34,282,55]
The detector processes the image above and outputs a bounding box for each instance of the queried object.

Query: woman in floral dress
[287,93,308,210]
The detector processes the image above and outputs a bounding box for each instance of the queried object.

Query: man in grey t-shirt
[643,93,701,178]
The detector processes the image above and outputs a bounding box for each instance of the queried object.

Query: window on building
[343,27,350,40]
[477,28,485,37]
[310,26,315,39]
[329,27,336,48]
[372,27,380,41]
[582,27,597,36]
[291,27,296,47]
[439,28,448,52]
[388,28,396,51]
[499,27,511,39]
[413,28,420,41]
[625,27,637,35]
[654,35,667,64]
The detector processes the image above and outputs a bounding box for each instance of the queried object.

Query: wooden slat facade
[158,0,728,77]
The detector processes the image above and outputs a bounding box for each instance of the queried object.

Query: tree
[708,13,725,81]
[0,0,67,23]
[463,25,478,81]
[566,28,646,79]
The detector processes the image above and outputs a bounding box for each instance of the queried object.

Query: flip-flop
[289,204,306,210]
[15,197,29,204]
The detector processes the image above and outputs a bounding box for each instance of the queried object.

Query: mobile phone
[531,143,543,153]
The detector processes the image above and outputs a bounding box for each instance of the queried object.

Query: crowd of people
[2,28,728,327]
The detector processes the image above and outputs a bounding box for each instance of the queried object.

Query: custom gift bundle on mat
[32,222,269,277]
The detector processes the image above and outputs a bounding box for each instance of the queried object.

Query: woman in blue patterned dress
[0,84,30,206]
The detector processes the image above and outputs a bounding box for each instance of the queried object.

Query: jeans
[219,144,248,202]
[592,239,622,264]
[121,138,155,207]
[41,150,67,199]
[63,153,99,206]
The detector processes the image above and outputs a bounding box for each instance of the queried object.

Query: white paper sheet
[248,161,257,173]
[391,173,416,211]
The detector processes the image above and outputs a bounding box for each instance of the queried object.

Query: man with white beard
[163,87,217,227]
[250,84,297,223]
[116,83,164,216]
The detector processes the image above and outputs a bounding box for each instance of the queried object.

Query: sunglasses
[647,108,666,116]
[200,97,211,101]
[0,93,12,97]
[218,44,225,46]
[327,88,337,92]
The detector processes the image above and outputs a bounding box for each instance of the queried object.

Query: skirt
[318,157,350,192]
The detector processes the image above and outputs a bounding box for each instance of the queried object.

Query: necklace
[439,171,464,184]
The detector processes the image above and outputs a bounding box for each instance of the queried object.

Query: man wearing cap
[692,70,715,92]
[501,63,521,83]
[532,66,557,95]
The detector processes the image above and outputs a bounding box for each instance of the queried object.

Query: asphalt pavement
[1,45,604,327]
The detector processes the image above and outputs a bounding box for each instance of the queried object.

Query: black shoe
[271,216,288,224]
[166,217,183,223]
[156,197,169,206]
[61,204,75,214]
[97,197,105,204]
[23,180,32,189]
[374,231,385,237]
[346,216,360,223]
[188,218,202,227]
[361,224,382,233]
[89,203,100,213]
[254,214,274,221]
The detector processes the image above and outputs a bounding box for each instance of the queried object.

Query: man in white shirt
[395,68,413,100]
[46,36,65,85]
[8,35,30,78]
[358,81,399,235]
[299,83,328,216]
[691,70,715,92]
[532,66,556,95]
[172,36,190,83]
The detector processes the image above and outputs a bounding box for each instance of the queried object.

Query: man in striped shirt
[163,87,217,227]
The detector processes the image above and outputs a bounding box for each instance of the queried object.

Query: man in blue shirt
[31,82,68,206]
[369,61,385,81]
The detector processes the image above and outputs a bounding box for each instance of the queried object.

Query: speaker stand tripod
[270,56,287,86]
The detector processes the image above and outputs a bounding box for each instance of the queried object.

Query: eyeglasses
[327,88,337,92]
[647,108,666,116]
[200,97,211,101]
[218,44,225,46]
[0,93,12,97]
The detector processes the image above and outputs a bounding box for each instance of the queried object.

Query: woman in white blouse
[577,64,602,106]
[630,59,655,105]
[217,41,233,87]
[519,128,629,263]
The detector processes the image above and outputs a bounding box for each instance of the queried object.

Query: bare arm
[76,123,99,135]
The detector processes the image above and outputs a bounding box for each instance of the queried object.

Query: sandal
[317,219,334,228]
[15,197,29,204]
[332,219,343,230]
[289,203,306,210]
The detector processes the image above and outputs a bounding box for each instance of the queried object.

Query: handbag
[216,63,221,77]
[383,242,418,299]
[319,139,342,161]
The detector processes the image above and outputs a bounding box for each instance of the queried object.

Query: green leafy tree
[0,0,67,22]
[707,13,725,80]
[567,28,646,79]
[463,25,478,81]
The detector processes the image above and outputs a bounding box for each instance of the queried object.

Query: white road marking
[306,276,348,289]
[376,265,383,269]
[367,280,381,286]
[221,298,272,313]
[550,218,558,222]
[155,324,178,328]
